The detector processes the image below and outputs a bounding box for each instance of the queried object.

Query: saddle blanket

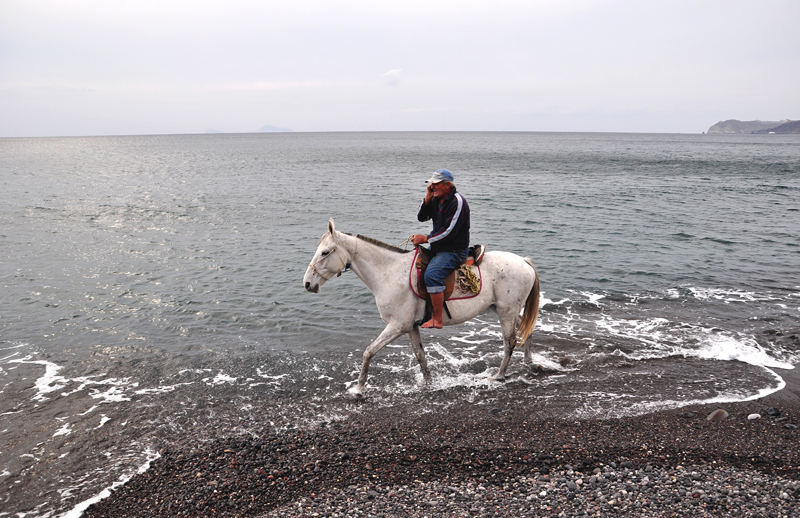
[408,248,482,301]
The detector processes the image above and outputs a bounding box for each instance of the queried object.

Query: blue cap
[426,169,454,184]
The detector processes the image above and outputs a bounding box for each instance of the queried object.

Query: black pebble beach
[85,379,800,518]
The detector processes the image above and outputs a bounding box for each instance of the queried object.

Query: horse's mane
[349,233,411,254]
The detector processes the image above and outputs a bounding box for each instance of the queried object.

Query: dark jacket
[417,186,470,253]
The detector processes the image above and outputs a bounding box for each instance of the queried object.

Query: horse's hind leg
[510,314,533,364]
[523,333,534,364]
[353,323,405,397]
[517,315,534,364]
[407,327,431,383]
[493,311,519,380]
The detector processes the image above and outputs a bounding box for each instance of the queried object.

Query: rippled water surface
[1,132,799,516]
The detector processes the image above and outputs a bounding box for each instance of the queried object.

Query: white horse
[303,219,540,396]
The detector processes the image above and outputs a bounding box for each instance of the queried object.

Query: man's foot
[421,318,443,329]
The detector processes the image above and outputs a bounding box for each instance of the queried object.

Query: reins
[398,235,416,250]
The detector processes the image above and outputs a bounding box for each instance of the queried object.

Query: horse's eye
[321,250,330,257]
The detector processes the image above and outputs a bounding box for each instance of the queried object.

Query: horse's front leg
[352,323,405,397]
[407,326,431,383]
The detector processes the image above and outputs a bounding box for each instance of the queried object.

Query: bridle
[308,236,355,280]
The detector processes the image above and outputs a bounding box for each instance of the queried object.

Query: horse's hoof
[348,385,365,398]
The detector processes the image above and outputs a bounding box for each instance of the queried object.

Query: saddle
[414,244,485,302]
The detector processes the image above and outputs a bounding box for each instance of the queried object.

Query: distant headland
[707,119,800,134]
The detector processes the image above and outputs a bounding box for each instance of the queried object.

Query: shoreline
[763,366,800,406]
[84,367,800,517]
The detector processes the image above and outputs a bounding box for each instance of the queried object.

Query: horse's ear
[328,218,336,236]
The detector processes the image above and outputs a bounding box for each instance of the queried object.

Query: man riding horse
[410,169,470,329]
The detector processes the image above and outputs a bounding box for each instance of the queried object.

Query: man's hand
[411,234,428,245]
[424,184,434,205]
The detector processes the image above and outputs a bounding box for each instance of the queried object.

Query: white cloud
[381,69,403,86]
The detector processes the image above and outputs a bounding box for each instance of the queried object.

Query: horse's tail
[513,258,540,349]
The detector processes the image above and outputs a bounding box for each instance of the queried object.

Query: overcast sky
[1,0,798,137]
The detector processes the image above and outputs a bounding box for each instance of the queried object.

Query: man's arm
[417,184,435,222]
[413,185,437,244]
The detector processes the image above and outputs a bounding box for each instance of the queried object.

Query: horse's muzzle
[305,281,319,293]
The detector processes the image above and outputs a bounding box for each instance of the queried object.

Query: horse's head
[303,219,350,293]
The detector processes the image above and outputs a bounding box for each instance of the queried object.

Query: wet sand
[85,368,800,517]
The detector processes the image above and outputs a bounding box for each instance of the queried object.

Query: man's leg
[422,249,468,329]
[423,292,445,329]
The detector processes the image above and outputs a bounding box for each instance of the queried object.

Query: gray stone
[707,409,729,421]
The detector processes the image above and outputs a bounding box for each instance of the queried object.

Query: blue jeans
[424,248,469,293]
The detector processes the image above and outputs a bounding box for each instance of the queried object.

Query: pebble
[251,464,800,518]
[707,409,729,421]
[748,413,761,420]
[82,401,800,518]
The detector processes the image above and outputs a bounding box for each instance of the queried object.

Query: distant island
[707,119,799,134]
[257,124,293,133]
[753,120,800,134]
[205,129,224,134]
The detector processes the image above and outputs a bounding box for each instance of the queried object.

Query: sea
[1,131,799,516]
